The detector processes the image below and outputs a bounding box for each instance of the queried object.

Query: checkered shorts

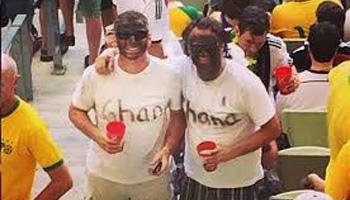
[179,176,258,200]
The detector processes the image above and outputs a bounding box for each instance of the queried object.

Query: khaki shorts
[85,173,172,200]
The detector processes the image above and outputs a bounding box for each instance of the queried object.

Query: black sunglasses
[116,30,148,40]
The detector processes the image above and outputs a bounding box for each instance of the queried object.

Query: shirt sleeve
[325,141,350,200]
[144,0,167,41]
[72,67,96,111]
[241,70,276,127]
[269,36,293,72]
[27,122,63,171]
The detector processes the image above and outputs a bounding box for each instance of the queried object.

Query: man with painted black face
[69,11,185,200]
[179,17,281,200]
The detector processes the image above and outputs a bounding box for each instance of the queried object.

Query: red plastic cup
[197,141,217,157]
[106,121,126,142]
[274,65,292,94]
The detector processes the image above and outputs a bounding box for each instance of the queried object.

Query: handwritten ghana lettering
[185,100,242,127]
[101,99,170,122]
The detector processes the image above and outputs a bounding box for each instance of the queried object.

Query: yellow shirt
[271,0,340,38]
[325,61,350,200]
[1,97,63,200]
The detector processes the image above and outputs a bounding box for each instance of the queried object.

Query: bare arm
[223,115,280,162]
[69,104,101,142]
[163,110,187,154]
[34,164,72,200]
[204,115,281,166]
[68,105,122,154]
[262,140,279,170]
[150,110,186,175]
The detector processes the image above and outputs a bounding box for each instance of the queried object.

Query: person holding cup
[69,11,185,200]
[179,17,281,200]
[276,22,341,113]
[229,6,299,99]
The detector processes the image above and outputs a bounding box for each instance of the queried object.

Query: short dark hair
[182,17,229,44]
[114,11,148,32]
[308,22,340,62]
[254,0,277,13]
[238,6,270,35]
[316,1,345,38]
[181,17,231,56]
[222,0,249,20]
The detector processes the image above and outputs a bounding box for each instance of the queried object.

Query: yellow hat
[169,6,202,38]
[169,7,192,38]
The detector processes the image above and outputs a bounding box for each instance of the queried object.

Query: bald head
[1,54,19,110]
[2,53,18,78]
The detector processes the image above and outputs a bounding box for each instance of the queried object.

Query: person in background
[277,22,341,113]
[302,61,350,200]
[113,0,169,59]
[229,6,299,100]
[291,1,349,71]
[1,54,73,200]
[270,0,341,38]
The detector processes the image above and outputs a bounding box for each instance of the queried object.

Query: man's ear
[14,75,20,87]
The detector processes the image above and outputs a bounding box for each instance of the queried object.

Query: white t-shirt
[182,58,276,188]
[276,69,329,114]
[72,56,182,184]
[114,0,168,41]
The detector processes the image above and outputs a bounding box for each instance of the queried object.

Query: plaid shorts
[180,176,258,200]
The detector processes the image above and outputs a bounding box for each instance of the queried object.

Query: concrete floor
[31,21,90,199]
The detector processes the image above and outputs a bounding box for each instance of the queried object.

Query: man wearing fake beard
[179,17,281,200]
[69,11,186,200]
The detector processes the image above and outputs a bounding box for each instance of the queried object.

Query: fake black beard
[191,48,221,81]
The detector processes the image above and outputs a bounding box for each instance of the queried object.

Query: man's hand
[149,147,171,176]
[95,48,117,75]
[301,173,325,191]
[95,133,124,154]
[280,72,300,95]
[105,32,117,48]
[201,146,231,172]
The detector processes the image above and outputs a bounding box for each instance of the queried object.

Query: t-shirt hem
[186,173,263,189]
[87,169,165,185]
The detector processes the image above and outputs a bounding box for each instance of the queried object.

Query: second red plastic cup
[106,121,126,142]
[274,65,292,94]
[197,141,217,157]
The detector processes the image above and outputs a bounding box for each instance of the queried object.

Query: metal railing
[1,0,66,100]
[2,14,33,101]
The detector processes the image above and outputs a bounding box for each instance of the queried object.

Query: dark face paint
[116,24,149,60]
[188,34,222,81]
